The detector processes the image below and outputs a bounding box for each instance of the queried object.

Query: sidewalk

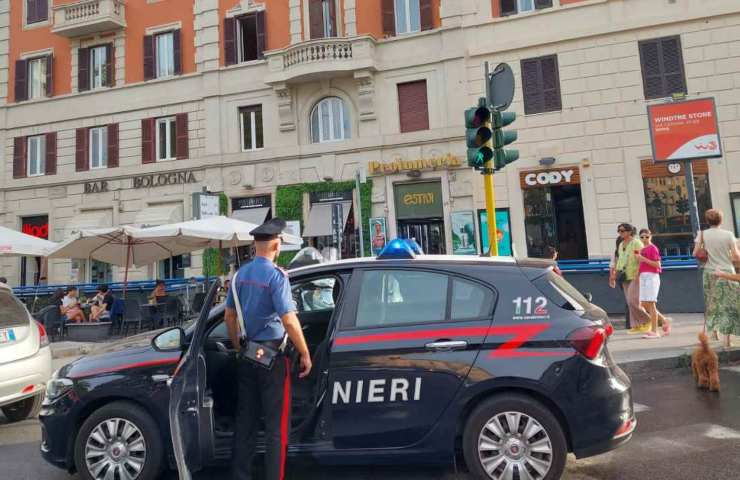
[50,314,740,374]
[608,313,740,375]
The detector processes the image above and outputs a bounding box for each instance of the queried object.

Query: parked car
[40,249,633,480]
[0,283,52,422]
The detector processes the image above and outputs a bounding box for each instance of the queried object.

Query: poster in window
[478,209,513,256]
[369,217,387,255]
[451,211,477,255]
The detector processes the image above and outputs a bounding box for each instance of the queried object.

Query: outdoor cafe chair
[122,298,144,336]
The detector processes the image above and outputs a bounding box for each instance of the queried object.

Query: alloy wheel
[84,417,147,480]
[477,411,553,480]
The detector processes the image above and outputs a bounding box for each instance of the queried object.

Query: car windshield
[0,289,30,328]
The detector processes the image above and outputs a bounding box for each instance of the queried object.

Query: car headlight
[44,376,73,401]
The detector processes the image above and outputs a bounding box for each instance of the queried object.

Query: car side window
[451,278,494,320]
[292,278,337,313]
[207,319,228,339]
[356,270,448,328]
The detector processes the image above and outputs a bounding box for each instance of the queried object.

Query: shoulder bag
[694,230,709,266]
[230,271,283,370]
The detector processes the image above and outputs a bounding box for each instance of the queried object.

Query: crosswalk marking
[703,424,740,440]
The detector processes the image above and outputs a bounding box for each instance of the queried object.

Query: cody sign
[519,168,580,189]
[647,98,722,162]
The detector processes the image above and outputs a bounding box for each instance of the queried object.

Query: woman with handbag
[614,223,652,333]
[694,209,740,348]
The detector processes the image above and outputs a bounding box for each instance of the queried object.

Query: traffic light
[492,110,519,171]
[465,100,494,169]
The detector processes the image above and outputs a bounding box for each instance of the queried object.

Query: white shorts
[639,272,661,302]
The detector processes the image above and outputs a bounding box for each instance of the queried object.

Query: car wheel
[463,394,567,480]
[74,401,163,480]
[1,394,43,422]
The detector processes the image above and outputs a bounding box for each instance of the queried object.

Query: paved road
[3,366,740,480]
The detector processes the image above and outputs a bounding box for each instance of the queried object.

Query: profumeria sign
[647,98,723,162]
[368,154,462,175]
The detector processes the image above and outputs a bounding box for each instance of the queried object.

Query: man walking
[225,218,312,480]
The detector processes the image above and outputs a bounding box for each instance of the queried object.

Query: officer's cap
[250,217,288,241]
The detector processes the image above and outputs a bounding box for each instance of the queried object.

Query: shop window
[642,160,711,256]
[310,97,351,143]
[521,54,562,115]
[398,80,429,133]
[239,105,264,151]
[309,0,337,39]
[20,215,49,287]
[160,255,187,279]
[501,0,552,16]
[143,30,181,80]
[26,0,48,25]
[639,36,687,100]
[224,12,266,65]
[356,270,448,328]
[27,135,46,177]
[72,259,112,284]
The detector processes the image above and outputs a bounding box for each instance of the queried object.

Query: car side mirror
[152,327,185,352]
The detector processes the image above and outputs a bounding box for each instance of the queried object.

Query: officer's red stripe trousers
[279,357,291,480]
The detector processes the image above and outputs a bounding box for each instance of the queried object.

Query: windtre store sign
[84,170,199,193]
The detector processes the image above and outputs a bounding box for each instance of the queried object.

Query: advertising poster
[369,217,387,255]
[647,98,722,162]
[451,211,477,255]
[478,209,513,256]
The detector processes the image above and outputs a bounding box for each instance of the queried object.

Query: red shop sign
[22,216,49,239]
[647,98,722,162]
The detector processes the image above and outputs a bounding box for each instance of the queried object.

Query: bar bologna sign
[647,98,722,162]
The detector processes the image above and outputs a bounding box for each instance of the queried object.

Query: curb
[618,347,740,377]
[50,343,97,359]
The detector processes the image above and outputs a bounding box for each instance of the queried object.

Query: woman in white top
[693,209,740,347]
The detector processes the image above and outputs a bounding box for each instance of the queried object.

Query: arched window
[310,97,351,143]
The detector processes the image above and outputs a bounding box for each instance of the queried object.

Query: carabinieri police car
[39,240,634,480]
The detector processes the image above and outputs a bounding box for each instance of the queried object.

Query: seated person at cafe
[148,280,169,304]
[61,286,85,323]
[89,285,114,321]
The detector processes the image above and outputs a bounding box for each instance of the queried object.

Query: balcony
[264,36,377,85]
[52,0,126,38]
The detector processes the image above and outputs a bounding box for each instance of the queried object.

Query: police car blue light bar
[377,238,423,260]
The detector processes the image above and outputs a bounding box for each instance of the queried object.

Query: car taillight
[36,320,49,347]
[568,326,606,360]
[605,322,614,337]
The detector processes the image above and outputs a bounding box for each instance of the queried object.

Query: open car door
[169,281,220,480]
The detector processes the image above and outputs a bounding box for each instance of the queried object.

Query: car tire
[1,394,43,422]
[463,394,567,480]
[74,401,163,480]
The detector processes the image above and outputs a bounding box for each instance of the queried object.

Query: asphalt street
[3,365,740,480]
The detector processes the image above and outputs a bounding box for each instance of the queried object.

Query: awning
[231,207,270,226]
[135,203,184,227]
[63,209,113,238]
[302,201,352,237]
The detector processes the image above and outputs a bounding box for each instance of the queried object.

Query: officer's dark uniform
[227,218,295,480]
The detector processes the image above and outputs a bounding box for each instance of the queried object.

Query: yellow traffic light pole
[484,166,499,257]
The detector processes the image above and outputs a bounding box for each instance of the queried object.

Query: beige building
[1,0,739,286]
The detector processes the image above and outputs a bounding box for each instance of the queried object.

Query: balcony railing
[52,0,126,38]
[265,36,376,84]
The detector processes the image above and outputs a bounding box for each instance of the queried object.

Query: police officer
[225,218,312,480]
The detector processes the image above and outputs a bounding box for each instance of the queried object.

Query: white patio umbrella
[0,225,57,257]
[130,216,302,251]
[48,226,193,293]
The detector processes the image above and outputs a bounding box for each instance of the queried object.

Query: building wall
[1,0,740,286]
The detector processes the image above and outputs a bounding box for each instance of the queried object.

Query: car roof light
[378,238,416,260]
[405,238,424,255]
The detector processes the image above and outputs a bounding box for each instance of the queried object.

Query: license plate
[0,328,16,344]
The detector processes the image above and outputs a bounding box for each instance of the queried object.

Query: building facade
[1,0,739,285]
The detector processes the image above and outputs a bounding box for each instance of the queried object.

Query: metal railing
[283,39,354,68]
[558,256,699,273]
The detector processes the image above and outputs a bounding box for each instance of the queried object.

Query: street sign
[487,63,515,111]
[647,98,722,162]
[192,192,220,219]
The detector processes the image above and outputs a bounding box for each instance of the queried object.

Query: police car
[39,241,634,480]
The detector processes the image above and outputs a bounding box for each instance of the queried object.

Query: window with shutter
[309,0,325,39]
[256,11,266,59]
[89,127,108,169]
[108,124,119,168]
[224,17,237,66]
[155,117,177,161]
[15,60,28,102]
[419,0,434,31]
[13,137,27,179]
[382,0,396,37]
[75,128,89,172]
[237,14,259,62]
[26,57,48,100]
[394,0,421,34]
[45,132,57,176]
[155,32,176,78]
[26,0,49,25]
[27,135,46,177]
[143,35,155,80]
[141,118,155,164]
[78,48,90,92]
[45,55,53,97]
[500,0,552,16]
[173,30,182,75]
[89,45,108,89]
[521,54,562,115]
[398,80,430,133]
[239,106,264,151]
[175,113,189,160]
[639,36,687,100]
[105,44,115,87]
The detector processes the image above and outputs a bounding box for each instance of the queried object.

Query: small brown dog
[691,332,720,392]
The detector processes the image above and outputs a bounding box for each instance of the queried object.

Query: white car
[0,283,52,422]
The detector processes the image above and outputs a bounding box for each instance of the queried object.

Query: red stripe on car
[70,357,180,379]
